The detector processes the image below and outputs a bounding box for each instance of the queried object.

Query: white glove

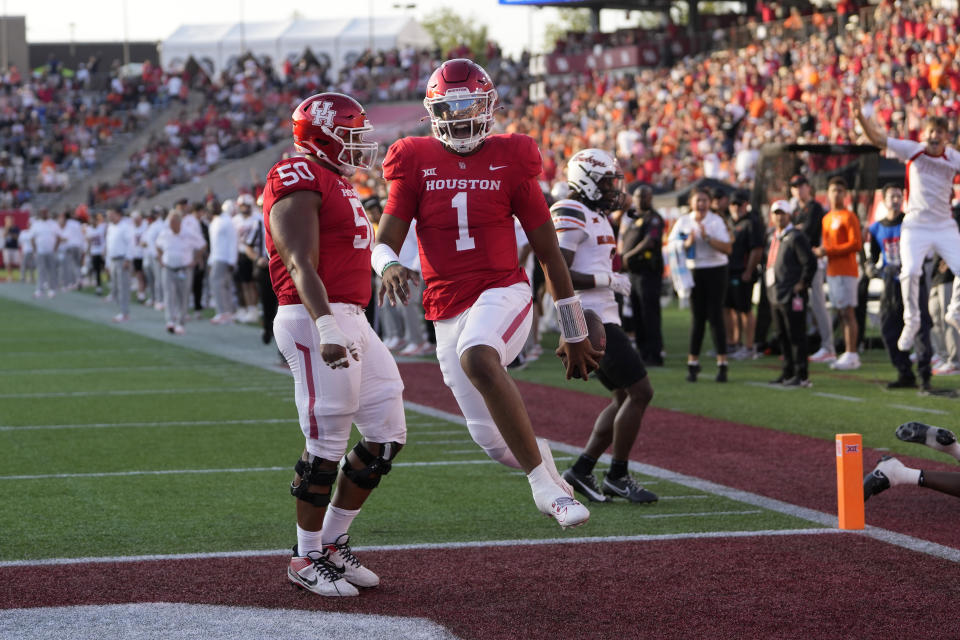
[315,315,360,367]
[610,272,632,297]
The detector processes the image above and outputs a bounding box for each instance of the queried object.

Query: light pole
[122,0,130,67]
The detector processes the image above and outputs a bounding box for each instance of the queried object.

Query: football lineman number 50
[276,160,373,249]
[451,191,475,251]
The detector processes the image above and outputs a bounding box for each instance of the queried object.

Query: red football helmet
[424,59,498,153]
[292,93,377,176]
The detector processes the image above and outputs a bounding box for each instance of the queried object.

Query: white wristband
[371,243,401,277]
[593,272,611,288]
[555,295,588,343]
[314,314,347,347]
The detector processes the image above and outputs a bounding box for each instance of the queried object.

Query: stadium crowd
[5,0,960,387]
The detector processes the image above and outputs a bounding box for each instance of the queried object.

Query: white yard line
[886,404,949,416]
[812,392,864,403]
[0,418,292,432]
[0,386,289,399]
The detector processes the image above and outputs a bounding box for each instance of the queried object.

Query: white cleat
[540,494,590,529]
[287,548,359,597]
[324,534,379,588]
[537,438,574,497]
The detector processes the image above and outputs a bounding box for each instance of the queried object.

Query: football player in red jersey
[263,93,406,597]
[373,59,600,529]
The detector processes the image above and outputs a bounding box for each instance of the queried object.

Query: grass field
[0,294,835,563]
[3,289,958,564]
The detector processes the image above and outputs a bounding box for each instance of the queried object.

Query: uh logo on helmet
[292,92,378,176]
[566,149,627,212]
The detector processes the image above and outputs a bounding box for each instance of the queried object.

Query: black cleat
[895,422,957,447]
[783,376,812,388]
[715,363,728,383]
[602,473,658,504]
[686,362,701,382]
[886,375,917,389]
[562,468,609,503]
[863,455,893,502]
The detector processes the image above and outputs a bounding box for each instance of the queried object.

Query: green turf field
[1,294,955,562]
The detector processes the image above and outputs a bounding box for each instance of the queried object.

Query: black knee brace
[290,456,338,507]
[340,441,401,490]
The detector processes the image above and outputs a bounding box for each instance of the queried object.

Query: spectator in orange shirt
[814,177,862,370]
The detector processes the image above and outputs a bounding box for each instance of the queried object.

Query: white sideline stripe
[0,459,506,481]
[408,439,474,445]
[0,418,292,432]
[0,528,842,568]
[886,404,949,416]
[813,392,864,403]
[0,386,290,399]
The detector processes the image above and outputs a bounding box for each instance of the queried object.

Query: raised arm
[851,91,887,150]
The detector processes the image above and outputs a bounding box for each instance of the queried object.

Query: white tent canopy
[160,16,432,77]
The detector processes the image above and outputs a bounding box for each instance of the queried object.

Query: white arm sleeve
[886,137,923,162]
[556,226,589,252]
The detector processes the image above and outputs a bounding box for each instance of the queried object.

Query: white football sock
[527,461,560,502]
[321,505,360,546]
[877,458,921,487]
[296,525,324,556]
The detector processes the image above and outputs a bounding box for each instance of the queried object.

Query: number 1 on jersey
[452,191,475,251]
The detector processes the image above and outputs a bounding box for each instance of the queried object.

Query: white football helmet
[566,149,626,212]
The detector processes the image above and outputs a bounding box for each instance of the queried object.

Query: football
[558,309,606,379]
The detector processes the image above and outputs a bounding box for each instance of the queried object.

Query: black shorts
[236,254,254,282]
[132,258,143,273]
[596,322,648,391]
[725,277,753,313]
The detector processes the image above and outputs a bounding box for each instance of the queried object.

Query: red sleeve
[265,158,325,202]
[512,177,551,232]
[382,139,418,223]
[514,133,544,179]
[510,134,549,231]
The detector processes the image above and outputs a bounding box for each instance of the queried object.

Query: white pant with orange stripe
[274,303,406,461]
[434,282,533,469]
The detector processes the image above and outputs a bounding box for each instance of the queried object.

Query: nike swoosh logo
[489,164,508,171]
[295,572,319,587]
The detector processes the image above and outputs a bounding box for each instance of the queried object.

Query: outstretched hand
[556,338,604,381]
[379,263,421,307]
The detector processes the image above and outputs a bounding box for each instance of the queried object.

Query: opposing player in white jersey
[854,97,960,351]
[552,149,657,504]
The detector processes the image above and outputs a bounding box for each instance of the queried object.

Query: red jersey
[382,133,550,320]
[262,156,374,307]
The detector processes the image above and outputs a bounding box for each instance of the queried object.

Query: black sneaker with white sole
[562,468,609,503]
[895,422,957,448]
[601,473,658,504]
[863,456,893,502]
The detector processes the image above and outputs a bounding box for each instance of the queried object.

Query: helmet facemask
[334,121,378,176]
[425,89,496,153]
